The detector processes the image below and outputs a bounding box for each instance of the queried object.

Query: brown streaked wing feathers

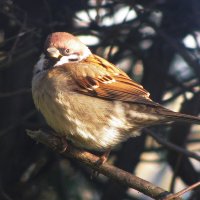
[62,54,162,106]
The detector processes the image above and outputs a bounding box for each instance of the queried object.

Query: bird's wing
[64,54,158,106]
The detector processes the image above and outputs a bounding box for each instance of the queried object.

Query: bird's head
[33,32,92,74]
[45,32,92,65]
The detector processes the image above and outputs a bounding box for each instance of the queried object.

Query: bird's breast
[32,71,136,150]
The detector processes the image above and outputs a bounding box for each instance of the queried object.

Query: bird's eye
[65,49,70,54]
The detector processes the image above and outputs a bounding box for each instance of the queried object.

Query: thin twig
[95,0,103,24]
[0,28,36,48]
[0,110,37,137]
[8,13,27,62]
[169,155,183,193]
[145,129,200,162]
[26,129,182,200]
[0,48,38,71]
[133,5,200,77]
[163,181,200,200]
[150,22,200,77]
[0,88,30,98]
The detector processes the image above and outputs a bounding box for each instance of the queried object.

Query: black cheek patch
[69,58,79,62]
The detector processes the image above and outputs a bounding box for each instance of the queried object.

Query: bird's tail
[157,107,200,125]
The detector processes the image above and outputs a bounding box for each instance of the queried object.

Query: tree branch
[26,129,182,200]
[163,181,200,200]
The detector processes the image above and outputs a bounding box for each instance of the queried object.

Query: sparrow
[32,32,200,153]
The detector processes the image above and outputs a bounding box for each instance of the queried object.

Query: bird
[32,32,200,158]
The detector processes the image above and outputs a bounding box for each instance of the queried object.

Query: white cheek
[54,54,81,66]
[55,56,70,66]
[54,47,92,66]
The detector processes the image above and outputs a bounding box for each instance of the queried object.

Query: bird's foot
[58,137,68,153]
[91,149,111,178]
[95,149,111,166]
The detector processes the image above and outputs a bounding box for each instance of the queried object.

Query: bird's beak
[47,47,61,58]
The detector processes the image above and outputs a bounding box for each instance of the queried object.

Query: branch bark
[26,129,182,200]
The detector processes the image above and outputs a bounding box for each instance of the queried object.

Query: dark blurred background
[0,0,200,199]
